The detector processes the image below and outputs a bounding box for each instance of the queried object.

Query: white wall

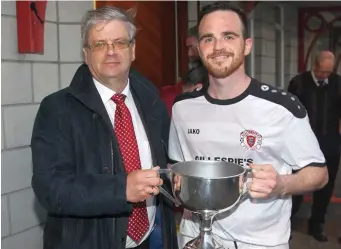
[253,3,299,88]
[1,1,93,248]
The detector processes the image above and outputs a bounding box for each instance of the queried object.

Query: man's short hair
[198,2,248,38]
[187,25,198,38]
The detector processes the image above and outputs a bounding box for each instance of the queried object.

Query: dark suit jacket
[31,64,178,249]
[288,71,341,155]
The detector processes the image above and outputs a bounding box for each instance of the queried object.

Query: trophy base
[183,230,227,249]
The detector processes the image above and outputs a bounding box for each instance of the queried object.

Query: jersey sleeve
[168,112,185,163]
[281,115,325,170]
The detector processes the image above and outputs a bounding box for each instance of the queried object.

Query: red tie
[111,93,149,242]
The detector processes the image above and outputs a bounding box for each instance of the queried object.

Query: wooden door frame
[177,1,189,80]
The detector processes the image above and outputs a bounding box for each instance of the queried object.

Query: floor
[290,204,341,249]
[290,162,341,249]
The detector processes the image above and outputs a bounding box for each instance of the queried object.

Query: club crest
[240,130,262,150]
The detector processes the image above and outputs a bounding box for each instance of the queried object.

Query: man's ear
[83,48,88,64]
[244,38,253,56]
[131,42,136,62]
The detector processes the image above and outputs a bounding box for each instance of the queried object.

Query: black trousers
[291,154,340,226]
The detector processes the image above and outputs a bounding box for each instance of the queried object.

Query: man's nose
[188,49,194,57]
[106,44,116,55]
[214,38,225,50]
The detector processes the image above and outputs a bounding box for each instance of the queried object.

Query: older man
[31,6,178,249]
[288,51,341,242]
[186,26,200,69]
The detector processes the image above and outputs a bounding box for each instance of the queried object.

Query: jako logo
[188,129,200,134]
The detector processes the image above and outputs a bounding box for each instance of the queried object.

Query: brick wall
[1,1,92,248]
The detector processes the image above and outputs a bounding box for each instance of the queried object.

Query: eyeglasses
[86,39,133,52]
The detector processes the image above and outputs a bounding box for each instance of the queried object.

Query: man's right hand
[126,167,163,203]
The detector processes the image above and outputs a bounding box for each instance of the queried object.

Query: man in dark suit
[288,50,341,242]
[31,6,178,249]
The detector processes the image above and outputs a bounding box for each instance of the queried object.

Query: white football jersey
[168,79,325,246]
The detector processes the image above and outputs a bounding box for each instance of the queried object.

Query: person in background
[159,59,208,116]
[31,6,178,249]
[169,2,328,249]
[187,25,201,69]
[288,50,341,242]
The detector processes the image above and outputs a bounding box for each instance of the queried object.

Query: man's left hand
[246,164,285,199]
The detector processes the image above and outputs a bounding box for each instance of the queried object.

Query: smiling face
[83,20,135,83]
[198,10,252,78]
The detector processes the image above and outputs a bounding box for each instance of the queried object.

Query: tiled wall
[1,1,93,248]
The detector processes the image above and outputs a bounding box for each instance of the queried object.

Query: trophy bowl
[158,160,249,249]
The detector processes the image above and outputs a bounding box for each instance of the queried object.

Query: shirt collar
[93,78,131,104]
[311,70,329,86]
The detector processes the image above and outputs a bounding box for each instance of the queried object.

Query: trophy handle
[158,186,181,206]
[158,168,171,178]
[157,169,182,206]
[240,168,252,200]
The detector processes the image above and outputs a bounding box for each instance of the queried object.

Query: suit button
[120,237,125,243]
[103,167,110,173]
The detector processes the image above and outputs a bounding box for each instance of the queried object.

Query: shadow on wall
[33,192,47,228]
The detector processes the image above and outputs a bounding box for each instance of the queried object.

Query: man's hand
[246,164,285,199]
[126,166,163,203]
[173,174,182,191]
[182,209,192,219]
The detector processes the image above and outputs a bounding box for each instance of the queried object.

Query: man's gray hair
[81,6,136,47]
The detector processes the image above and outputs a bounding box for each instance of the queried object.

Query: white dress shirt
[93,78,156,248]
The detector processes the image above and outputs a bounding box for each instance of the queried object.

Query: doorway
[95,1,188,87]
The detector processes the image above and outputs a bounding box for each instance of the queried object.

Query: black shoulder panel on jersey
[173,90,204,105]
[249,80,307,119]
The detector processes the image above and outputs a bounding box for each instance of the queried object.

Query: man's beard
[202,48,244,78]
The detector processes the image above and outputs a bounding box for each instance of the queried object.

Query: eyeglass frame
[85,38,135,52]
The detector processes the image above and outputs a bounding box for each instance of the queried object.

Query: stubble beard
[203,48,245,79]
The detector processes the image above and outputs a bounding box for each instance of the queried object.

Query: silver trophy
[158,161,250,249]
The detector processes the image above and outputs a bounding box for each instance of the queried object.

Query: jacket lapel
[68,64,113,130]
[129,70,159,165]
[67,64,125,173]
[67,64,161,171]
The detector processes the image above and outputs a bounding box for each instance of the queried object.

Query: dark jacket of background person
[288,71,341,155]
